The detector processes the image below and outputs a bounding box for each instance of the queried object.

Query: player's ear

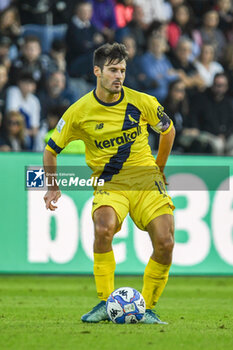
[94,65,101,78]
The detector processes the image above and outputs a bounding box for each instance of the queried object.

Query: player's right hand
[44,190,61,211]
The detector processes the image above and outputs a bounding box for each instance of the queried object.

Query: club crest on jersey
[94,125,141,149]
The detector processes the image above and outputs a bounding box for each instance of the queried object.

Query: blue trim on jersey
[99,141,134,181]
[93,88,124,106]
[48,138,63,154]
[122,103,141,130]
[98,102,140,181]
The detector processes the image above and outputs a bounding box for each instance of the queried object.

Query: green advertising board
[0,152,233,275]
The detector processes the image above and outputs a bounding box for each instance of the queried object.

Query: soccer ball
[106,287,146,324]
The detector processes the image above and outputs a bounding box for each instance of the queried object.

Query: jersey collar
[93,88,124,106]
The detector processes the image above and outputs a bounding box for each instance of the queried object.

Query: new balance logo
[94,126,141,149]
[95,123,104,130]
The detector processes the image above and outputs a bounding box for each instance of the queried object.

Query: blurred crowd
[0,0,233,155]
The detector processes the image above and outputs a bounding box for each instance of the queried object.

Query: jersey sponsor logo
[56,118,66,133]
[95,122,104,130]
[94,125,141,149]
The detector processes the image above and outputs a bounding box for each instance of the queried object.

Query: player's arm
[43,148,61,211]
[43,104,78,210]
[156,124,176,174]
[148,104,175,179]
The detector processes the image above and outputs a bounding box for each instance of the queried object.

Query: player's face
[100,60,126,94]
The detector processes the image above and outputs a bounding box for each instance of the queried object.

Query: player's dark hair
[93,43,128,70]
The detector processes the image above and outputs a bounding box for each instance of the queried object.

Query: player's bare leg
[93,206,119,253]
[81,206,119,323]
[141,213,174,324]
[147,214,174,265]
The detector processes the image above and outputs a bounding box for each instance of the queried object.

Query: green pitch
[0,276,233,350]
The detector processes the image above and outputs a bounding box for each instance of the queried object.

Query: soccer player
[43,43,175,324]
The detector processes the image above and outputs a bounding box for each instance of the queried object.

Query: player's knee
[157,230,174,255]
[95,222,115,246]
[161,236,174,255]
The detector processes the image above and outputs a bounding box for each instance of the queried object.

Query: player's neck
[95,87,120,104]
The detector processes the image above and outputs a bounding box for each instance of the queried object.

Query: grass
[0,276,233,350]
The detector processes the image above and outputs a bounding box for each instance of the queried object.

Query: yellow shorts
[92,170,174,231]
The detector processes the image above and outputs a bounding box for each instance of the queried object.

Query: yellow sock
[142,258,171,309]
[94,250,116,301]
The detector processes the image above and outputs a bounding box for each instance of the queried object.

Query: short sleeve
[142,94,173,135]
[45,104,81,154]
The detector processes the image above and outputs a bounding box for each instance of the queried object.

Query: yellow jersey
[46,86,173,181]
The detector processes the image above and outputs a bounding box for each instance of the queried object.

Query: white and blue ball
[106,287,146,324]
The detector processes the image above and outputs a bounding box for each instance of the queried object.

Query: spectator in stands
[66,1,104,80]
[0,0,13,12]
[44,39,67,74]
[167,4,202,59]
[38,71,76,121]
[115,4,147,54]
[200,10,226,60]
[35,104,67,151]
[122,35,155,91]
[90,0,117,41]
[0,111,28,152]
[18,0,53,25]
[133,0,173,24]
[51,0,75,25]
[188,0,214,19]
[6,71,40,149]
[115,0,134,29]
[169,0,186,11]
[36,105,85,153]
[170,37,205,94]
[187,73,233,155]
[0,36,12,70]
[145,20,168,42]
[140,34,179,101]
[163,79,189,151]
[0,64,8,130]
[0,6,21,45]
[9,35,47,91]
[194,43,224,88]
[215,0,233,38]
[222,43,233,97]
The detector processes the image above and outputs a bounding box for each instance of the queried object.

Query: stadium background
[0,2,233,350]
[0,0,232,276]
